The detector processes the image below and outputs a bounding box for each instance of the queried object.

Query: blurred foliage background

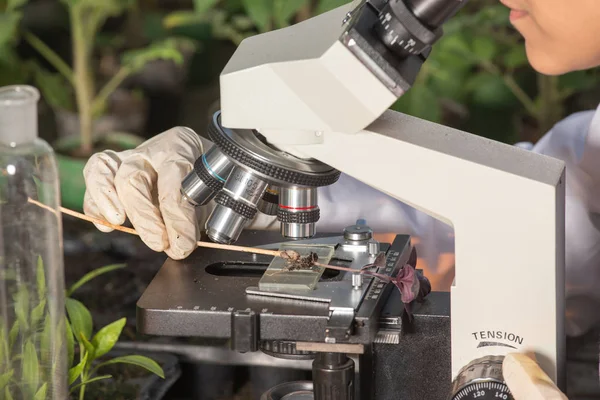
[1,0,599,146]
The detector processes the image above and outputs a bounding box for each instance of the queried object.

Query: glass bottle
[0,85,67,399]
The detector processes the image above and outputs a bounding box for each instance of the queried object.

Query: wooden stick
[27,198,358,272]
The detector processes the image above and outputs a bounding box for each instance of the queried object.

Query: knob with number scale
[450,356,513,399]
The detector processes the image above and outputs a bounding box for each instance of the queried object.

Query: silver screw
[352,273,362,289]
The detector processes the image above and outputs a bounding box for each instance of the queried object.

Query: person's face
[499,0,600,75]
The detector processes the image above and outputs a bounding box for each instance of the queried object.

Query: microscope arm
[292,110,565,386]
[217,0,565,390]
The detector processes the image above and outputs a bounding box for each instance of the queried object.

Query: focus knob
[450,356,513,399]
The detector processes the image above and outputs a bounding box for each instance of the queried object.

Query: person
[82,0,600,397]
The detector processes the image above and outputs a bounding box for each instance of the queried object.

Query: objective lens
[181,146,234,206]
[205,166,268,244]
[257,185,279,216]
[277,187,320,240]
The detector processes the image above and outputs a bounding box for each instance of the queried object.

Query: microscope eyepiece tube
[373,0,466,59]
[181,146,234,206]
[277,186,320,240]
[205,166,268,244]
[405,0,468,29]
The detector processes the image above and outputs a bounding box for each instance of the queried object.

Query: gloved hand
[83,126,280,260]
[83,127,206,260]
[503,353,568,399]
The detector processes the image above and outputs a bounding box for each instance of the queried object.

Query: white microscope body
[219,0,566,392]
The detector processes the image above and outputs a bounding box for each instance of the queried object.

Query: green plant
[0,256,61,400]
[65,263,164,400]
[163,0,349,46]
[0,260,164,400]
[0,0,30,86]
[1,0,192,155]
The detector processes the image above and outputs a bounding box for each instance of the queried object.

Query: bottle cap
[0,85,40,146]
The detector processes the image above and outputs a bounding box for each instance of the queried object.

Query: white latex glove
[503,353,568,399]
[83,127,206,260]
[83,126,280,260]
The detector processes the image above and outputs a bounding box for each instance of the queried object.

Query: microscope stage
[136,231,413,345]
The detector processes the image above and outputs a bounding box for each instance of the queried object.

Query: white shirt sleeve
[531,104,600,337]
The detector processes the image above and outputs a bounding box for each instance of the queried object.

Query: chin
[524,41,600,76]
[524,42,572,76]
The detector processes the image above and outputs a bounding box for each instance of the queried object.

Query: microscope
[137,0,567,398]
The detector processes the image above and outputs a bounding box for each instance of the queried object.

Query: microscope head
[181,0,467,245]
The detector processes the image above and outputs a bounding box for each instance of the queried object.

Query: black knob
[373,0,466,59]
[312,353,355,400]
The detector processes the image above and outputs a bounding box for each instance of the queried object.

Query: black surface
[373,291,452,399]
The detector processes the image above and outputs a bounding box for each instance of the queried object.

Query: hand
[83,127,208,260]
[503,353,568,399]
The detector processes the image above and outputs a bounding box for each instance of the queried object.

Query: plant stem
[479,60,538,117]
[78,343,86,400]
[537,74,562,136]
[79,382,86,400]
[91,66,132,117]
[70,6,95,155]
[23,32,74,84]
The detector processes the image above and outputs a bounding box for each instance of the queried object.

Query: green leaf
[5,386,14,400]
[91,318,125,359]
[0,13,22,49]
[97,355,164,379]
[0,371,13,391]
[6,0,28,11]
[68,352,87,385]
[193,0,220,14]
[34,383,47,400]
[31,66,73,111]
[241,0,272,32]
[466,72,518,108]
[8,320,19,349]
[391,84,442,123]
[273,0,308,28]
[67,264,126,297]
[31,300,46,328]
[231,15,255,31]
[503,45,528,69]
[80,334,95,361]
[22,341,40,398]
[121,39,187,73]
[69,375,112,393]
[40,318,51,367]
[13,285,30,331]
[36,256,46,301]
[471,36,498,62]
[65,319,75,368]
[559,70,599,93]
[316,0,349,14]
[65,298,93,341]
[163,10,211,29]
